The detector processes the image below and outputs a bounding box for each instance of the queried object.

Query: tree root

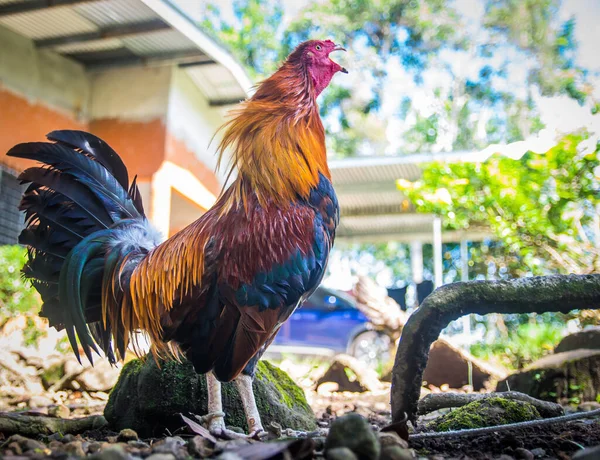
[390,274,600,424]
[409,408,600,440]
[417,391,564,418]
[0,413,107,436]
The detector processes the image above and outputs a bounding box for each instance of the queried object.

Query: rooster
[8,40,346,438]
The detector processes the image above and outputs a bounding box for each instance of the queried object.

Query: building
[0,0,251,243]
[0,0,489,293]
[329,151,492,287]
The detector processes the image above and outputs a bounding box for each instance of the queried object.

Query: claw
[199,411,263,440]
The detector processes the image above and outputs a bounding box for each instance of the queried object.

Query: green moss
[105,356,316,437]
[256,361,311,412]
[41,363,65,389]
[432,398,541,432]
[121,358,144,375]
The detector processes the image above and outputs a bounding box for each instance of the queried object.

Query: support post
[410,241,424,284]
[460,238,471,336]
[433,217,443,288]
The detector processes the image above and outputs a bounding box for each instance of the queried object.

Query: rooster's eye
[315,45,322,51]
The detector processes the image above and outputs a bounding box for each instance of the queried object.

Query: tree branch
[0,413,106,436]
[390,274,600,424]
[417,391,564,418]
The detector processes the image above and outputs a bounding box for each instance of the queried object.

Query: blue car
[270,286,394,366]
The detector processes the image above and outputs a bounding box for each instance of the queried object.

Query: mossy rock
[429,398,541,432]
[104,357,317,437]
[496,349,600,405]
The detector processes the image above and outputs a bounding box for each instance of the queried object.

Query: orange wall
[166,134,221,196]
[0,88,87,172]
[89,118,167,181]
[1,89,222,202]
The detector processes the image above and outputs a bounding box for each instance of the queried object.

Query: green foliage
[0,245,40,321]
[201,0,594,157]
[399,131,600,275]
[470,319,564,369]
[200,0,286,79]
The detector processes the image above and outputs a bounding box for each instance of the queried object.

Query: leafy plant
[399,131,600,276]
[470,320,564,369]
[0,245,40,321]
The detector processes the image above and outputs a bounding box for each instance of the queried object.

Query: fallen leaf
[180,414,217,444]
[228,438,315,460]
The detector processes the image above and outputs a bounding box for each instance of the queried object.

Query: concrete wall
[0,25,89,172]
[166,67,230,184]
[0,25,89,120]
[89,66,171,121]
[0,23,233,237]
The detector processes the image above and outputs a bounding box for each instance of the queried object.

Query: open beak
[331,44,348,73]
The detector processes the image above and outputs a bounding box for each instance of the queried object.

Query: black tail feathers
[8,130,159,364]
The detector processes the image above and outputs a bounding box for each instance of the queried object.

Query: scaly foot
[196,412,265,440]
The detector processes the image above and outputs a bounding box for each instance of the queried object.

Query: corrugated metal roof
[330,152,489,241]
[123,28,194,55]
[0,0,250,104]
[0,0,33,5]
[0,8,98,39]
[54,37,123,54]
[185,64,246,104]
[338,213,435,240]
[75,0,156,27]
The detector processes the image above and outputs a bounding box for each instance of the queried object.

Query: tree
[398,131,600,276]
[202,0,593,159]
[200,0,286,79]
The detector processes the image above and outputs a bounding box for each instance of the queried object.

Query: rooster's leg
[204,372,248,439]
[234,373,265,437]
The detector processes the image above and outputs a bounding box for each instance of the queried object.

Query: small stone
[48,441,64,451]
[146,455,176,460]
[128,441,150,449]
[60,434,78,444]
[530,448,546,458]
[573,445,600,460]
[578,402,600,412]
[64,441,86,457]
[28,395,53,408]
[378,432,409,449]
[216,453,244,460]
[117,428,138,442]
[187,436,214,458]
[7,442,23,455]
[325,413,380,460]
[89,445,128,460]
[151,436,186,455]
[380,446,414,460]
[87,442,103,454]
[327,447,358,460]
[47,433,64,442]
[7,434,46,452]
[311,436,326,451]
[48,404,70,418]
[514,447,534,460]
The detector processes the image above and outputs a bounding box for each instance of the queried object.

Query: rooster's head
[287,40,348,96]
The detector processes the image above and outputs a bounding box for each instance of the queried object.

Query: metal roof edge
[139,0,253,97]
[328,150,486,170]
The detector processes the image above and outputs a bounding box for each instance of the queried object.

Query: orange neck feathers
[217,53,330,207]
